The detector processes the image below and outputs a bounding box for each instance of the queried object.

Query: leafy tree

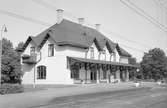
[1,38,23,84]
[15,42,24,53]
[140,48,167,81]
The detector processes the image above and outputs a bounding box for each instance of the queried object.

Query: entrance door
[90,71,96,83]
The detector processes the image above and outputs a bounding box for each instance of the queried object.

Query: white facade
[22,36,130,85]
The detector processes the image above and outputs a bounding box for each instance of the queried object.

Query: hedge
[0,84,24,95]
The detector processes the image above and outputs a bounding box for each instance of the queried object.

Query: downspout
[33,51,42,88]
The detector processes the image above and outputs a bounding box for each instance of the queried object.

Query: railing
[22,53,37,64]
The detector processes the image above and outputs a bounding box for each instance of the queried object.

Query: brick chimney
[78,18,84,25]
[95,24,100,31]
[56,9,64,24]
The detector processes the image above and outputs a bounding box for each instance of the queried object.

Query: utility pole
[0,25,7,86]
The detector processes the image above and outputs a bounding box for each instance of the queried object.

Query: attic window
[30,47,35,54]
[113,52,116,62]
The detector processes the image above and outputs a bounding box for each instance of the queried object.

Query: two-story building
[21,9,138,85]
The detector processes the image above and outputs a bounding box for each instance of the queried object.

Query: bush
[0,84,24,95]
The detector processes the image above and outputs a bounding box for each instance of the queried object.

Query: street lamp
[0,24,8,85]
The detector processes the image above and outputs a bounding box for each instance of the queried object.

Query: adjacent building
[21,9,138,85]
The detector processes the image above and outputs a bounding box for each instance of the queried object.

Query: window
[110,53,112,61]
[113,52,116,62]
[30,47,35,54]
[90,47,94,59]
[102,50,106,60]
[48,44,54,57]
[37,66,46,79]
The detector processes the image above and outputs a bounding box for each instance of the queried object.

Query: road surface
[31,87,167,108]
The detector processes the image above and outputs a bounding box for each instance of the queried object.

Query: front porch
[67,56,138,84]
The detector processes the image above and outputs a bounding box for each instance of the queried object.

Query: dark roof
[67,56,139,68]
[23,19,131,57]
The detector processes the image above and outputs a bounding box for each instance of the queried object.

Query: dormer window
[113,52,116,62]
[90,47,94,59]
[110,53,112,61]
[30,47,35,54]
[48,44,54,57]
[102,50,106,60]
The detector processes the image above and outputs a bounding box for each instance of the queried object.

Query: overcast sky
[0,0,167,61]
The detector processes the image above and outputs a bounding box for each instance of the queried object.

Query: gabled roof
[23,19,132,57]
[116,44,131,57]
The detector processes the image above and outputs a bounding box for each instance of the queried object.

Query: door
[90,70,96,83]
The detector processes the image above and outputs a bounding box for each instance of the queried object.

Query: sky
[0,0,167,62]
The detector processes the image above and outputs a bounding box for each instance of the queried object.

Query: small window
[102,50,106,60]
[113,52,116,62]
[37,66,46,79]
[30,47,35,54]
[48,44,54,57]
[90,47,94,59]
[110,53,112,61]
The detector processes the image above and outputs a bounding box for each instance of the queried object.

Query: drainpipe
[33,51,42,88]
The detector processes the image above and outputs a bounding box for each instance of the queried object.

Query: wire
[120,0,167,32]
[0,9,52,27]
[31,0,152,50]
[103,29,152,48]
[119,43,146,53]
[0,3,149,54]
[31,0,79,21]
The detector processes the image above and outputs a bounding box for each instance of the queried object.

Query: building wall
[110,48,120,62]
[22,37,129,84]
[22,41,37,84]
[86,43,100,60]
[119,56,129,64]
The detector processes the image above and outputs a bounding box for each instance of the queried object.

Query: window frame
[37,65,46,79]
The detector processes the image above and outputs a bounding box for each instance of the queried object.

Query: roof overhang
[67,56,139,68]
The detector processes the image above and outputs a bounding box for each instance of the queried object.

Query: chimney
[56,9,64,24]
[95,24,100,31]
[78,18,84,25]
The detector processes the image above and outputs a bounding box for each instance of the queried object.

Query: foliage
[15,42,24,53]
[0,83,24,95]
[1,38,23,84]
[140,48,167,81]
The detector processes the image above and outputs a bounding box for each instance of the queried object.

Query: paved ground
[0,82,166,108]
[34,87,167,108]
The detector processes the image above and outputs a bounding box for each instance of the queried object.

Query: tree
[140,48,167,81]
[1,38,23,84]
[15,42,24,53]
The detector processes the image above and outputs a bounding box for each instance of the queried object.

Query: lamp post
[0,25,8,86]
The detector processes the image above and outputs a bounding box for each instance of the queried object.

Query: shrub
[0,84,24,95]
